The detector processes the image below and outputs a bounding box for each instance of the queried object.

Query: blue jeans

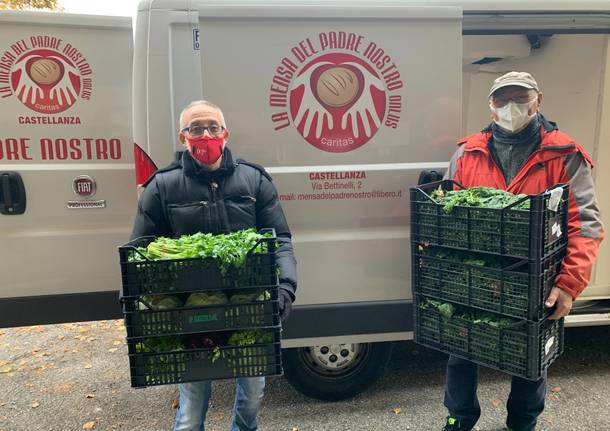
[173,377,265,431]
[444,355,546,431]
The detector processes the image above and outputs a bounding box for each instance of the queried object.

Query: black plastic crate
[119,229,278,296]
[412,245,565,321]
[123,287,280,338]
[128,329,282,387]
[410,181,569,260]
[414,295,564,380]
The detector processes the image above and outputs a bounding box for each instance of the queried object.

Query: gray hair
[179,100,226,130]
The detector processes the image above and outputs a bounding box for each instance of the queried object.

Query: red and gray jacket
[444,115,604,299]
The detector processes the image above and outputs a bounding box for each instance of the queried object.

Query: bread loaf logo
[269,32,403,153]
[0,36,93,114]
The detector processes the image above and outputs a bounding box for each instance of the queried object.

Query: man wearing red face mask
[131,100,297,431]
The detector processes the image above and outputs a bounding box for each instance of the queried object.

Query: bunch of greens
[419,298,456,319]
[230,289,272,303]
[185,291,228,307]
[228,329,274,346]
[420,247,504,268]
[135,336,187,382]
[138,295,183,311]
[420,298,517,328]
[430,187,530,214]
[135,336,185,353]
[132,229,273,275]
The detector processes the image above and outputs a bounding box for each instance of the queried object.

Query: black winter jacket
[130,147,297,296]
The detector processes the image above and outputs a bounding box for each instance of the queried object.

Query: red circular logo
[72,176,96,198]
[11,49,81,114]
[289,53,386,153]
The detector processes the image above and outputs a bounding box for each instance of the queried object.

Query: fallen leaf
[0,367,12,374]
[292,428,299,431]
[83,421,95,430]
[0,402,6,406]
[35,327,46,333]
[72,349,79,353]
[41,352,51,357]
[171,399,179,409]
[551,386,562,393]
[108,348,118,353]
[32,347,41,353]
[87,338,96,342]
[0,360,8,367]
[31,402,40,408]
[79,328,90,334]
[490,399,502,407]
[113,340,122,346]
[83,364,93,369]
[57,335,65,340]
[86,394,95,399]
[58,383,74,393]
[392,407,402,414]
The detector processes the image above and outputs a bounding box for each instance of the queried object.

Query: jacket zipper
[210,181,218,202]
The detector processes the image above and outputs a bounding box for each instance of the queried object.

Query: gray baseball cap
[488,71,539,97]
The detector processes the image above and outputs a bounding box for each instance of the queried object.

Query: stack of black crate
[410,180,569,380]
[118,229,282,388]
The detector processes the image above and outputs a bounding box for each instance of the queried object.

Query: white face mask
[490,100,537,133]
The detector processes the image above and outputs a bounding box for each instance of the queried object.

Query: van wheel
[282,342,393,401]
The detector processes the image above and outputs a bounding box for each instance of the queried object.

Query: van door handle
[0,172,26,215]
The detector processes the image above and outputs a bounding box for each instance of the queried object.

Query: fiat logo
[72,175,96,198]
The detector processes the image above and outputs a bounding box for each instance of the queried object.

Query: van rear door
[0,12,134,327]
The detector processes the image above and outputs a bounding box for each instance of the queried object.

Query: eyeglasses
[490,95,536,108]
[181,124,225,138]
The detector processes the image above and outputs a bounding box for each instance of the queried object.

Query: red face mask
[185,134,225,165]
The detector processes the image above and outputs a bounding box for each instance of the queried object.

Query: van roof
[138,0,610,13]
[0,10,131,28]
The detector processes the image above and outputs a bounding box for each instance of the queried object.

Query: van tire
[282,342,393,401]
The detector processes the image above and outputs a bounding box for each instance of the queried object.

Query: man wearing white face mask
[441,72,604,431]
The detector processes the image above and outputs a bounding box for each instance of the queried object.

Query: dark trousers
[444,355,547,431]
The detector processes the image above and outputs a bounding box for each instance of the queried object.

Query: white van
[1,1,610,400]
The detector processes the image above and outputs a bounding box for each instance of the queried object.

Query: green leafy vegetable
[228,330,273,346]
[185,291,228,307]
[138,295,182,311]
[131,228,273,275]
[430,186,530,214]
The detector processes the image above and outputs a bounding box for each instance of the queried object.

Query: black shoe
[443,417,471,431]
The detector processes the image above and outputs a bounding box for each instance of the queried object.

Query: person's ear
[178,130,187,147]
[489,101,497,120]
[536,92,543,111]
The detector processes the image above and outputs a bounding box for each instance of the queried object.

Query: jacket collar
[460,114,573,157]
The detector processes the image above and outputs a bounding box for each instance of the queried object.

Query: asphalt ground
[0,322,608,431]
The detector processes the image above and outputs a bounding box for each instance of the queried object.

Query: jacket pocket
[167,201,210,236]
[223,195,257,230]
